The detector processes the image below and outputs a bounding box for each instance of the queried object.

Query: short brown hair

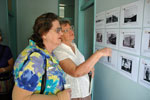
[30,12,59,48]
[60,19,71,26]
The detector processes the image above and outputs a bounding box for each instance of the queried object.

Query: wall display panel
[94,0,150,99]
[95,11,106,29]
[139,58,150,89]
[141,28,150,58]
[143,0,150,27]
[105,29,119,49]
[120,0,144,28]
[105,7,120,28]
[95,29,105,47]
[119,29,142,55]
[118,52,140,82]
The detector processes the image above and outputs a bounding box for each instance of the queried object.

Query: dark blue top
[0,44,13,68]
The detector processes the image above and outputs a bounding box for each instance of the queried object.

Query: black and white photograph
[106,29,119,49]
[106,15,118,24]
[123,34,135,48]
[143,65,150,83]
[141,28,150,58]
[118,52,139,82]
[96,32,102,42]
[139,58,150,89]
[95,11,106,29]
[121,57,132,73]
[95,29,105,47]
[119,29,142,55]
[120,0,144,28]
[96,19,104,24]
[144,0,150,27]
[105,7,120,28]
[124,6,137,24]
[107,33,116,45]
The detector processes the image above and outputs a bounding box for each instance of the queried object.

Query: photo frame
[119,29,142,55]
[105,29,119,49]
[95,29,105,47]
[120,0,144,28]
[105,7,120,28]
[101,50,118,71]
[95,11,106,29]
[139,58,150,89]
[118,52,139,82]
[141,28,150,58]
[143,0,150,27]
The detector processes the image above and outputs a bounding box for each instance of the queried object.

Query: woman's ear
[41,33,47,40]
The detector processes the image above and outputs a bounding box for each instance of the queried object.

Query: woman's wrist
[96,50,103,58]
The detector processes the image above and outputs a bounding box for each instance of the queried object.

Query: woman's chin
[57,40,62,45]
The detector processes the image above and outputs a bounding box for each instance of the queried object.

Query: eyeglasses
[56,27,62,33]
[62,26,74,33]
[51,27,62,34]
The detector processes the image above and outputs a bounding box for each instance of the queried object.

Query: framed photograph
[105,29,119,49]
[119,29,142,55]
[139,58,150,89]
[143,0,150,27]
[95,11,106,29]
[95,29,105,47]
[118,52,139,82]
[101,50,118,71]
[141,28,150,58]
[120,0,144,28]
[105,7,120,28]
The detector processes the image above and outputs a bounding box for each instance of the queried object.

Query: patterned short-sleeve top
[13,40,66,95]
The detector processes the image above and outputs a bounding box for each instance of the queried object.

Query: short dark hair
[60,19,71,26]
[30,12,59,48]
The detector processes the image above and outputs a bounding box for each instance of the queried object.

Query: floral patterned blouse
[13,40,66,95]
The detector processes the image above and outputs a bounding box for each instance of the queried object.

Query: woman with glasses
[12,13,71,100]
[54,20,112,100]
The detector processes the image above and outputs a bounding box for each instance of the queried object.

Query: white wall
[16,0,58,54]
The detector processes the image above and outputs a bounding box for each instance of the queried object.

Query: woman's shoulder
[0,44,12,53]
[0,44,9,49]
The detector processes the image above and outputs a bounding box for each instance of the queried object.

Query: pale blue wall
[93,0,150,100]
[9,0,17,59]
[16,0,58,54]
[77,0,94,58]
[84,5,94,59]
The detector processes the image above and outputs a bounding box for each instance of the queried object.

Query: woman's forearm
[12,85,70,100]
[60,48,111,77]
[74,51,103,76]
[74,48,111,77]
[0,58,14,73]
